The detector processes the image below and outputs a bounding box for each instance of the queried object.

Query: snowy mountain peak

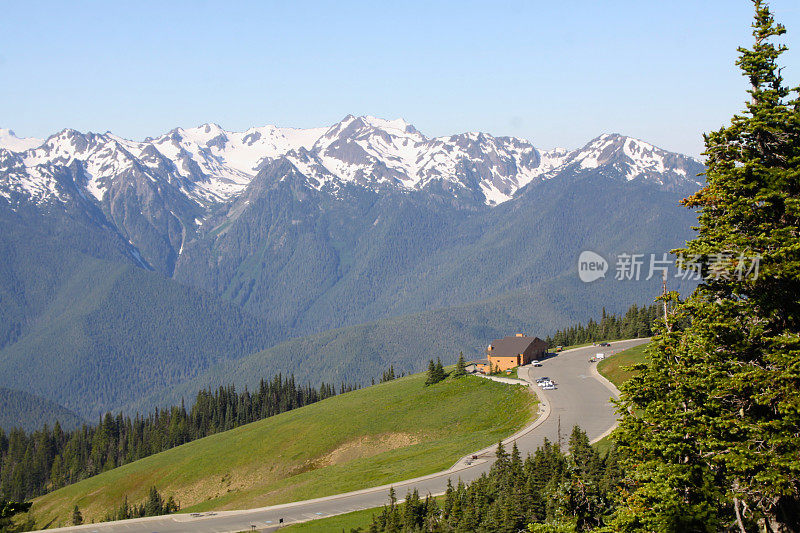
[560,133,703,189]
[318,115,422,144]
[0,128,44,152]
[361,115,418,136]
[177,123,228,146]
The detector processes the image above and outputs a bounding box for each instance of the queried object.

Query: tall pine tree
[454,352,467,377]
[613,2,800,531]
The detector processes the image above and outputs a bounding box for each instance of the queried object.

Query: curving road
[38,339,648,533]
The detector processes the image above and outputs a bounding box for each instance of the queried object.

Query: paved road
[39,339,648,533]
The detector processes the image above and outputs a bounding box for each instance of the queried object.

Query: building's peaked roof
[489,335,546,357]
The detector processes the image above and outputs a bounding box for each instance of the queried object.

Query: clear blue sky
[2,1,798,157]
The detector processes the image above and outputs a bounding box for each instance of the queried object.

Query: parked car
[536,377,550,383]
[531,360,542,367]
[599,342,611,347]
[542,384,556,390]
[588,357,597,363]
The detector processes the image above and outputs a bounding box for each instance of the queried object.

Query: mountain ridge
[0,117,703,211]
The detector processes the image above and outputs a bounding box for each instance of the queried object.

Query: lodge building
[486,334,548,372]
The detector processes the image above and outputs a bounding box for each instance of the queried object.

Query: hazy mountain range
[0,116,704,422]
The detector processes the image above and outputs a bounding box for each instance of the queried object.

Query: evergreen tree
[0,498,33,532]
[380,366,396,383]
[424,358,447,385]
[367,427,617,532]
[425,359,437,386]
[71,505,83,526]
[454,351,467,377]
[434,358,446,382]
[144,486,164,516]
[613,2,800,531]
[545,303,659,347]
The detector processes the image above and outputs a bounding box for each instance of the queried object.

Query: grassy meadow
[596,343,649,387]
[30,372,535,528]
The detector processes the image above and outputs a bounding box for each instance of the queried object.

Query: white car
[542,384,556,390]
[531,360,542,367]
[538,380,554,388]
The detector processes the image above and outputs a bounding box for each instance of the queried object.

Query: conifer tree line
[379,366,401,383]
[367,427,620,532]
[545,303,660,348]
[0,373,356,502]
[100,486,179,523]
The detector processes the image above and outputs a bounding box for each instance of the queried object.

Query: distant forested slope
[0,388,85,432]
[0,205,279,419]
[0,259,279,419]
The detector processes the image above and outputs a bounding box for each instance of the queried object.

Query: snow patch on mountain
[23,130,140,201]
[0,129,43,152]
[622,137,666,178]
[0,150,65,205]
[309,117,550,201]
[135,123,328,203]
[535,147,570,176]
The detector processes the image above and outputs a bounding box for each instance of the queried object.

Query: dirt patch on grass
[313,433,420,468]
[177,434,421,511]
[173,462,292,509]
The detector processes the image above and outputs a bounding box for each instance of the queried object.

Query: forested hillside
[0,205,280,418]
[0,166,699,420]
[175,167,700,338]
[0,389,84,433]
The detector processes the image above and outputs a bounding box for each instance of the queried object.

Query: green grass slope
[597,343,650,388]
[592,342,650,454]
[31,372,535,528]
[282,506,376,532]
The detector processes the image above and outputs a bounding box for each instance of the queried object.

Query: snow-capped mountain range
[0,115,703,210]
